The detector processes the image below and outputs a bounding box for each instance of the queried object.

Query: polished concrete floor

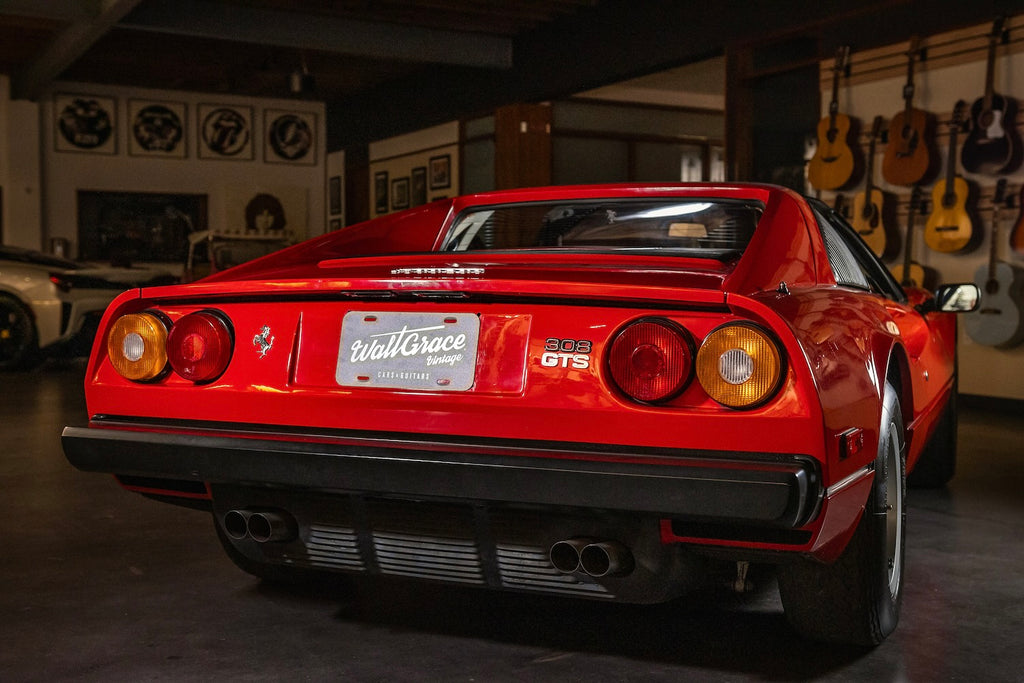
[2,360,1023,681]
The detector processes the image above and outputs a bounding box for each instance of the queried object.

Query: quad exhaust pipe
[549,538,634,577]
[224,509,297,543]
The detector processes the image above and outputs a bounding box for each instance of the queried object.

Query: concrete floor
[2,360,1023,682]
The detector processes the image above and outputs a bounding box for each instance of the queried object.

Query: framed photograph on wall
[265,110,317,165]
[328,175,342,215]
[391,177,410,211]
[411,166,427,206]
[198,104,253,160]
[54,93,117,154]
[429,154,451,190]
[374,171,389,214]
[128,99,187,158]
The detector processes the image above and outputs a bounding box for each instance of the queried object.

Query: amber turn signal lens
[696,323,783,408]
[607,318,694,403]
[167,311,233,383]
[107,312,168,381]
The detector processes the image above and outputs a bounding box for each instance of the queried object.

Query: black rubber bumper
[62,420,821,528]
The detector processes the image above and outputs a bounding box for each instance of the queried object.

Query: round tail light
[167,311,233,383]
[107,312,169,381]
[696,322,783,409]
[607,318,694,403]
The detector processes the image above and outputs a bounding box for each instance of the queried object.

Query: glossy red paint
[63,183,964,631]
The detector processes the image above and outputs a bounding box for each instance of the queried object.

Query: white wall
[0,75,43,249]
[816,19,1024,400]
[38,82,327,263]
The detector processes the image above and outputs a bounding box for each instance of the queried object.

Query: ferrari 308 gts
[62,183,978,646]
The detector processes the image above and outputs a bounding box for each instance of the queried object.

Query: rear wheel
[778,378,906,646]
[0,295,39,370]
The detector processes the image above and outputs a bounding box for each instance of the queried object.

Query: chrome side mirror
[923,283,980,313]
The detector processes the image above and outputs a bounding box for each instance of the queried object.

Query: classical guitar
[965,179,1024,348]
[1011,183,1024,256]
[891,186,935,289]
[925,102,975,253]
[961,17,1022,175]
[808,46,858,191]
[882,37,936,186]
[852,116,891,257]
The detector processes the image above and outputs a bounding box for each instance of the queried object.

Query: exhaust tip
[549,538,589,573]
[224,509,252,540]
[580,541,634,577]
[247,510,297,543]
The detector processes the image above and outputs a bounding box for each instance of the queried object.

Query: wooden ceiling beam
[12,0,143,100]
[119,0,512,69]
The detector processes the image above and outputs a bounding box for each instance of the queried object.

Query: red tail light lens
[167,311,233,383]
[607,318,694,403]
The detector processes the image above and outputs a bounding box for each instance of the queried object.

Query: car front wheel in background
[777,378,906,646]
[0,295,39,370]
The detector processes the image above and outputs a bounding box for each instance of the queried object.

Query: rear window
[441,199,762,259]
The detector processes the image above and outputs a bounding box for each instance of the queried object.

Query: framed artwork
[391,177,410,211]
[128,99,187,158]
[374,171,389,214]
[198,104,253,159]
[429,154,451,190]
[54,93,117,154]
[411,166,427,206]
[328,175,342,215]
[265,110,317,165]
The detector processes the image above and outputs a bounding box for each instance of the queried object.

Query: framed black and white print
[198,104,253,160]
[54,93,117,154]
[128,99,187,158]
[265,110,317,165]
[391,177,410,211]
[429,154,451,190]
[328,175,342,215]
[411,166,427,206]
[374,171,389,214]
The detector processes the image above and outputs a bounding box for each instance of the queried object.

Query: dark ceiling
[1,0,1019,151]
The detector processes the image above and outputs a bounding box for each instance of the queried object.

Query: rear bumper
[62,419,822,528]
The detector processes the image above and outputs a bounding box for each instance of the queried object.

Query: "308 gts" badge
[540,337,591,369]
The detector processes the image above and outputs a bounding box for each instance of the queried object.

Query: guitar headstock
[990,16,1007,43]
[834,45,850,75]
[870,115,884,138]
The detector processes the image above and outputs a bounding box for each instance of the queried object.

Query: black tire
[0,295,40,370]
[778,379,906,646]
[908,388,957,488]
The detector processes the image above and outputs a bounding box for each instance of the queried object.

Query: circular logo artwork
[132,104,183,153]
[268,114,312,161]
[58,98,113,149]
[201,108,250,156]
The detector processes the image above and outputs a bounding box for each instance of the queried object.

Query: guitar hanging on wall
[852,116,892,257]
[882,37,936,187]
[808,46,858,191]
[1011,183,1024,256]
[891,186,936,289]
[961,17,1022,175]
[965,179,1024,348]
[925,102,975,253]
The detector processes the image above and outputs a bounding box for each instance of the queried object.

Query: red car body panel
[63,183,959,600]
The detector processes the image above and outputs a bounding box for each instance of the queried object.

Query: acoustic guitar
[808,46,858,191]
[965,179,1024,348]
[852,116,891,257]
[925,102,975,253]
[891,186,935,289]
[961,17,1022,175]
[882,37,936,186]
[1011,183,1024,256]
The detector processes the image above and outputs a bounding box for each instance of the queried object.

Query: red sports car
[62,183,978,646]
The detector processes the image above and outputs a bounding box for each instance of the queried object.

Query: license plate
[335,311,480,391]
